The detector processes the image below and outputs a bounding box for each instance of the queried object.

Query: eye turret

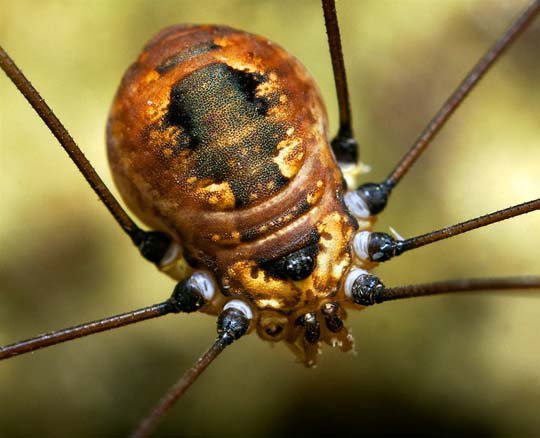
[258,243,319,281]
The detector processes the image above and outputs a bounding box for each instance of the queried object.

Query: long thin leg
[132,340,226,438]
[0,302,173,360]
[385,0,540,188]
[353,199,540,262]
[380,277,540,303]
[349,0,540,214]
[348,275,540,306]
[396,199,540,254]
[132,307,250,438]
[0,272,214,360]
[385,0,540,189]
[0,46,171,264]
[322,0,358,164]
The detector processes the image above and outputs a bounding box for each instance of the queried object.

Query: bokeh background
[1,0,539,436]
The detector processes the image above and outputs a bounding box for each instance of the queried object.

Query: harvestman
[1,1,539,436]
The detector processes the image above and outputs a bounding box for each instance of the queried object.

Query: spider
[1,1,539,436]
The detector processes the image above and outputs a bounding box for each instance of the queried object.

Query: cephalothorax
[107,25,369,364]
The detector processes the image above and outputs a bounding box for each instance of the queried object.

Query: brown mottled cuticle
[107,25,371,364]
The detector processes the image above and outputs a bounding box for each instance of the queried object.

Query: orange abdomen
[108,25,350,262]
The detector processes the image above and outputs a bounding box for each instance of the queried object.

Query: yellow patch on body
[226,260,300,311]
[144,99,169,125]
[195,181,236,210]
[273,137,304,178]
[143,70,160,84]
[257,298,283,309]
[212,36,229,47]
[294,212,352,301]
[307,180,325,205]
[216,57,261,76]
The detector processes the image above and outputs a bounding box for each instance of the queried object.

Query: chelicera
[1,1,539,436]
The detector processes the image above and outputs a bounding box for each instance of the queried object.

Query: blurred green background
[1,0,539,436]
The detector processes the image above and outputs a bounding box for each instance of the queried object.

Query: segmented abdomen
[107,24,347,263]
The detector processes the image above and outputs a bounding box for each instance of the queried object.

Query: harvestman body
[1,1,539,436]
